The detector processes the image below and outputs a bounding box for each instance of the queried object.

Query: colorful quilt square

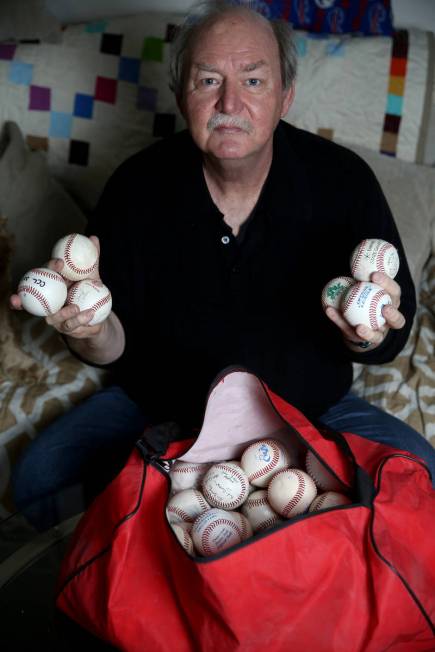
[85,20,108,34]
[390,57,407,77]
[381,131,398,155]
[101,33,123,55]
[8,61,33,85]
[119,57,140,84]
[29,85,51,110]
[294,35,307,57]
[95,76,117,104]
[388,76,405,96]
[26,134,48,151]
[392,30,409,58]
[384,114,401,133]
[49,111,73,138]
[325,41,346,57]
[386,94,403,117]
[137,86,157,111]
[69,140,89,166]
[153,113,176,137]
[74,93,94,119]
[165,24,179,43]
[0,43,17,60]
[142,37,164,62]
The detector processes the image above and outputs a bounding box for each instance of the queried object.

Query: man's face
[180,11,294,162]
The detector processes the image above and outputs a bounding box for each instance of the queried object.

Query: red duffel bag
[56,368,435,651]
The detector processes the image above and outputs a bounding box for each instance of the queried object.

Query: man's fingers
[371,272,401,308]
[382,304,406,330]
[325,307,366,342]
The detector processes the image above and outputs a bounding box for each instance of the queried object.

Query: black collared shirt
[86,121,416,428]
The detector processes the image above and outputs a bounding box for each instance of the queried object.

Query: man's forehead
[193,59,270,72]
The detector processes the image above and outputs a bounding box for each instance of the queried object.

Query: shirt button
[221,236,230,245]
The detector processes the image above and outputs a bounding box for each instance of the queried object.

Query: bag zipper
[370,453,434,635]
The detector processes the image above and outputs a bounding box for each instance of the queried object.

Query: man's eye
[246,78,261,87]
[200,78,218,86]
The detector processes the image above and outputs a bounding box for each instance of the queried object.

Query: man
[10,0,435,529]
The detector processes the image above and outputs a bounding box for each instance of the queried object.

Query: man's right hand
[9,235,107,340]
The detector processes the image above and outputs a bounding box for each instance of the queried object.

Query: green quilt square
[142,37,164,62]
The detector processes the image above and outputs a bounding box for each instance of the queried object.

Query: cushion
[0,11,432,212]
[0,121,87,288]
[341,140,435,289]
[263,0,394,36]
[287,28,434,165]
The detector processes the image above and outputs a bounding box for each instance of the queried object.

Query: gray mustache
[207,113,253,133]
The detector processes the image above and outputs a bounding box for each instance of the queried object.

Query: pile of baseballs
[321,238,399,331]
[17,233,112,324]
[166,438,351,557]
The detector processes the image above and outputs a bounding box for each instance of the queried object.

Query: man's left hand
[325,272,406,351]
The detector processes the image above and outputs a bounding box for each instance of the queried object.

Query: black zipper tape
[370,453,434,635]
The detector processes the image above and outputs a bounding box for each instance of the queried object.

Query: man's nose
[216,79,243,114]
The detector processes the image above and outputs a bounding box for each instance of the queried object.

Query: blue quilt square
[8,61,33,85]
[118,57,141,84]
[137,86,157,111]
[49,111,73,138]
[386,94,403,117]
[74,93,94,119]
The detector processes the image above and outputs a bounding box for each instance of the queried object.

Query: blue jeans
[11,386,435,531]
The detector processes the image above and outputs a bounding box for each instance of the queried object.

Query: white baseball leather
[18,267,67,316]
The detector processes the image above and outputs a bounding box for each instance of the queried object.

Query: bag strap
[312,420,377,507]
[136,421,182,457]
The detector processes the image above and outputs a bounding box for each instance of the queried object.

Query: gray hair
[169,0,298,98]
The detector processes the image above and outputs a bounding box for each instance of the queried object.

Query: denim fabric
[319,391,435,486]
[11,385,434,531]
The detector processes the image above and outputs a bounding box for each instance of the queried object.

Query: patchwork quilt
[0,12,433,210]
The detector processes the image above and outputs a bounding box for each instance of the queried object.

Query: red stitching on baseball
[167,505,191,522]
[201,518,242,556]
[245,495,269,509]
[342,283,360,314]
[280,469,306,518]
[351,240,367,278]
[257,515,280,531]
[28,268,64,282]
[172,463,208,475]
[203,464,248,509]
[246,440,281,483]
[311,493,330,512]
[369,290,389,330]
[18,286,52,314]
[376,243,390,275]
[64,234,97,276]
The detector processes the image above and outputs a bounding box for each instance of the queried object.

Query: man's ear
[280,83,295,118]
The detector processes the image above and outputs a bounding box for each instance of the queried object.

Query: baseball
[342,281,392,330]
[191,508,244,556]
[66,279,112,325]
[202,462,250,510]
[232,512,254,540]
[241,490,282,532]
[52,233,99,281]
[267,468,317,518]
[17,267,67,316]
[169,460,212,494]
[166,488,210,525]
[240,438,292,488]
[321,276,355,311]
[309,491,352,512]
[350,238,399,281]
[171,523,194,555]
[305,450,345,492]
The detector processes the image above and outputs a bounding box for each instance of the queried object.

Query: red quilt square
[95,76,117,104]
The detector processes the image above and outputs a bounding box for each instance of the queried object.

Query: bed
[0,6,434,517]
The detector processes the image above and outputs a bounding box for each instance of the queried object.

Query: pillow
[259,0,394,35]
[287,27,434,165]
[339,140,435,289]
[0,121,87,288]
[0,0,61,43]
